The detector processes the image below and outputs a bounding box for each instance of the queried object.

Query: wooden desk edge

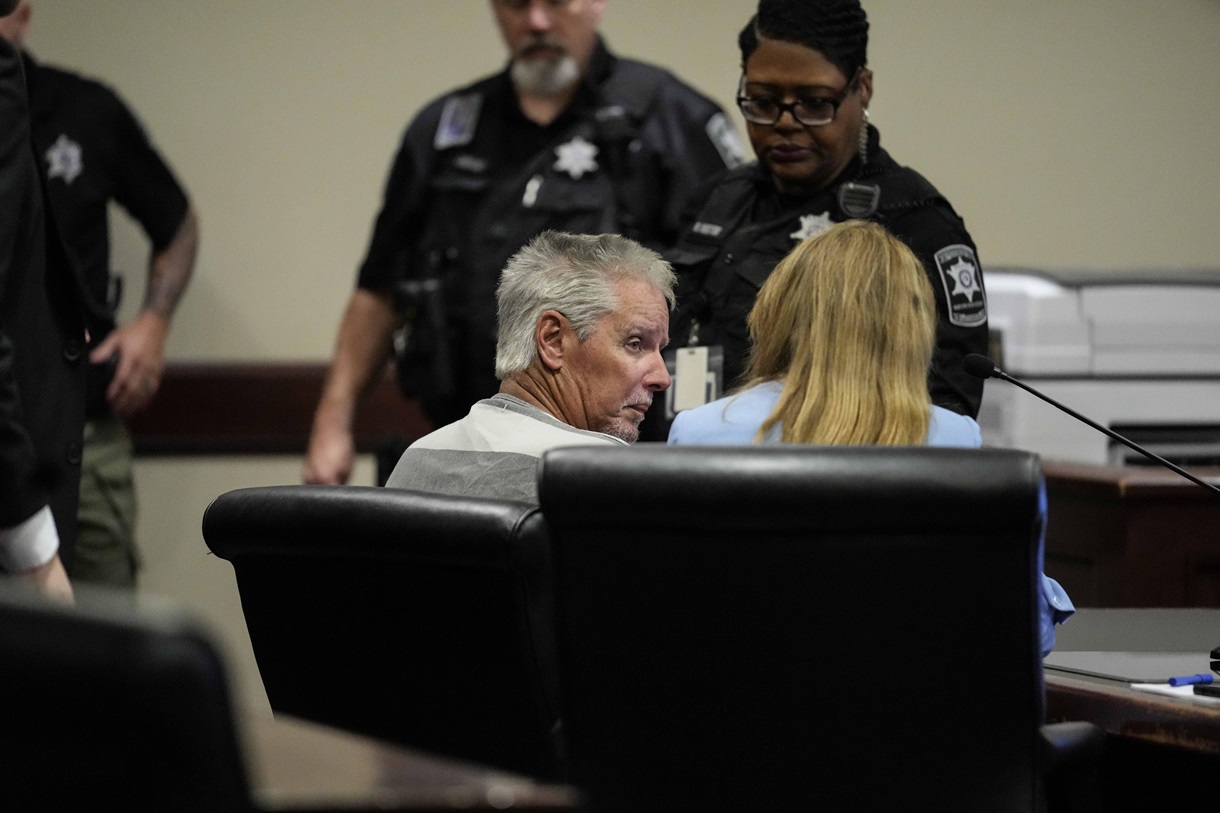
[1046,671,1220,755]
[1042,460,1220,501]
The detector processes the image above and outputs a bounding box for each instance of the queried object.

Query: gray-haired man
[385,230,672,504]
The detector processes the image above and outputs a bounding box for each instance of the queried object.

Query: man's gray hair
[494,231,676,379]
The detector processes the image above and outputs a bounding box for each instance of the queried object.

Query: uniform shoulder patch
[434,93,482,150]
[933,245,987,327]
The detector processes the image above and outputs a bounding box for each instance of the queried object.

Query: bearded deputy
[663,0,987,432]
[304,0,743,485]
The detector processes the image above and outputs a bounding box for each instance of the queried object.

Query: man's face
[490,0,604,93]
[562,276,670,443]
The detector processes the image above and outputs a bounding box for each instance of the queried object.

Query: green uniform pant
[74,415,140,588]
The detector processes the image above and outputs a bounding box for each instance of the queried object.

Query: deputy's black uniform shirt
[669,125,988,418]
[356,39,743,425]
[24,52,190,345]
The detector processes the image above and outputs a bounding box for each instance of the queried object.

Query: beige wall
[22,1,1220,713]
[27,0,1220,362]
[131,455,375,714]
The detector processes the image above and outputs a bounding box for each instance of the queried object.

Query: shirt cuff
[0,506,61,572]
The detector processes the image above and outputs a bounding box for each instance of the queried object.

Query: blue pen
[1168,673,1215,687]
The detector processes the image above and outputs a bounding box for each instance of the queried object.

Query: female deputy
[667,220,979,447]
[668,0,988,419]
[669,220,1073,656]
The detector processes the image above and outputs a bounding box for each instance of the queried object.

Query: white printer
[978,268,1220,465]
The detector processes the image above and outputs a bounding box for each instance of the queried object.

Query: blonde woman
[668,220,980,446]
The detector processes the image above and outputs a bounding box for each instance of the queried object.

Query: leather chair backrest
[202,484,563,780]
[539,445,1045,812]
[0,585,253,812]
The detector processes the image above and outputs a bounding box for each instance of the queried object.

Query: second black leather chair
[203,484,563,780]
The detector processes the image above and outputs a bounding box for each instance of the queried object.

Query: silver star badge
[790,211,833,242]
[44,133,84,185]
[947,258,981,300]
[553,136,599,180]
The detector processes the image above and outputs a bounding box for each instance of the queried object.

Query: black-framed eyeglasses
[736,69,860,127]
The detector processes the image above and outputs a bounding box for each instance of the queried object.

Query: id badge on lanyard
[662,345,725,421]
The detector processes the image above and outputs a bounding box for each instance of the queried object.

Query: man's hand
[302,414,356,485]
[89,310,169,418]
[18,555,74,605]
[302,287,402,485]
[90,205,198,418]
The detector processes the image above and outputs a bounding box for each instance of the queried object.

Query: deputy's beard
[511,51,580,96]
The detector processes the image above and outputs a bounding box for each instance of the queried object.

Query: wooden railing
[128,363,431,455]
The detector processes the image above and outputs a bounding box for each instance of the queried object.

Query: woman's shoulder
[926,406,983,448]
[668,382,782,445]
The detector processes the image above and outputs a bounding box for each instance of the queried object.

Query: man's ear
[535,310,568,372]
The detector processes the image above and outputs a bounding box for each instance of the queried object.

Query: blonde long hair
[744,220,935,445]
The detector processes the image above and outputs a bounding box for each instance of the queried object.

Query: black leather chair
[538,444,1088,812]
[202,484,563,780]
[0,584,254,812]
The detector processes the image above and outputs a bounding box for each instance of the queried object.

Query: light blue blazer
[667,381,982,447]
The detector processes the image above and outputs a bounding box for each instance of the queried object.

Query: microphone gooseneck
[964,355,1220,499]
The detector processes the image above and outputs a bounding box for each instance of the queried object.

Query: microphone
[963,353,1220,498]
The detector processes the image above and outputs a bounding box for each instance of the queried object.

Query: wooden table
[243,713,580,812]
[1047,669,1220,751]
[1042,461,1220,607]
[1044,609,1220,808]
